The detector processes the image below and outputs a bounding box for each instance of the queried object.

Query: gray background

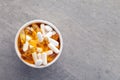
[0,0,120,80]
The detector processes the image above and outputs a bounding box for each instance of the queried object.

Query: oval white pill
[41,24,45,36]
[48,43,59,53]
[42,53,47,65]
[26,35,31,41]
[35,59,43,66]
[45,25,52,32]
[37,32,43,42]
[32,52,38,63]
[23,41,29,52]
[46,50,53,55]
[48,38,59,46]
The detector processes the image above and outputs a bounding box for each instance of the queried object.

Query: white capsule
[23,41,29,52]
[42,53,47,65]
[48,38,59,46]
[45,32,53,38]
[37,32,43,42]
[37,53,42,59]
[32,52,37,63]
[45,25,52,32]
[26,35,31,41]
[48,43,59,53]
[35,59,43,66]
[37,48,43,53]
[41,24,45,36]
[46,50,53,55]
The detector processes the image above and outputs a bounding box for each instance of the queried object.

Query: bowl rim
[15,19,63,68]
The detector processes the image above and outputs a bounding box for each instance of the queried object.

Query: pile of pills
[18,23,60,66]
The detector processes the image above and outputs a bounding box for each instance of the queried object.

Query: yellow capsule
[29,40,38,47]
[30,47,37,54]
[19,31,26,44]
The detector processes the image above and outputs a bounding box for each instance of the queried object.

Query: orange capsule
[31,23,40,32]
[47,53,57,63]
[32,30,37,39]
[51,33,59,41]
[24,27,32,36]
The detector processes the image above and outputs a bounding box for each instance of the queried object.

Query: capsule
[48,43,59,53]
[20,31,26,44]
[23,41,29,52]
[42,52,47,65]
[48,38,59,46]
[38,53,42,59]
[35,59,43,66]
[29,40,38,47]
[45,32,53,38]
[37,32,43,42]
[32,23,40,32]
[32,52,37,63]
[41,24,45,36]
[46,50,53,55]
[45,25,52,32]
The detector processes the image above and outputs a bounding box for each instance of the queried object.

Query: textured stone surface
[0,0,120,80]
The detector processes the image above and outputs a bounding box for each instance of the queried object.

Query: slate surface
[0,0,120,80]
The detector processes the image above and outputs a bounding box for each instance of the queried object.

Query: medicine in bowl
[17,22,60,66]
